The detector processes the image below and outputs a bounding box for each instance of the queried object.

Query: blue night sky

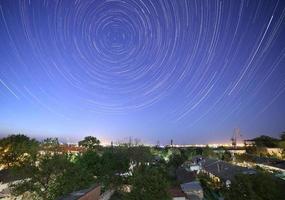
[0,0,285,144]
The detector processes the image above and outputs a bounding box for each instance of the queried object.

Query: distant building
[265,148,283,159]
[244,140,255,147]
[228,149,246,155]
[39,144,84,155]
[180,181,203,200]
[60,144,84,154]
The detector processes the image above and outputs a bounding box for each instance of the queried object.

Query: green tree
[202,145,217,158]
[99,149,130,189]
[0,134,39,168]
[41,137,60,152]
[127,146,152,164]
[252,135,278,148]
[183,148,198,160]
[246,146,269,157]
[78,136,100,150]
[126,165,171,200]
[76,150,101,176]
[221,151,232,162]
[224,172,285,200]
[11,153,94,200]
[167,153,186,169]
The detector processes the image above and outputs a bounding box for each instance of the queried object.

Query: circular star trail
[0,0,285,141]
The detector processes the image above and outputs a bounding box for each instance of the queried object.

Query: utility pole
[156,140,160,148]
[231,128,242,149]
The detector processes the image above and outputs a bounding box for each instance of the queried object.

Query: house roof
[58,184,100,200]
[180,181,203,192]
[243,154,285,170]
[201,158,255,181]
[176,167,197,183]
[169,187,187,197]
[272,161,285,170]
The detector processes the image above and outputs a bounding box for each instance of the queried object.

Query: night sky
[0,0,285,144]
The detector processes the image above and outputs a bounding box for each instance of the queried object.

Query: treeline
[244,133,285,159]
[1,133,285,200]
[0,134,201,200]
[250,133,285,148]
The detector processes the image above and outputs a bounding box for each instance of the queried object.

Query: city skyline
[0,0,285,144]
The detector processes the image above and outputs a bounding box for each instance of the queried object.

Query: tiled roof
[176,167,197,183]
[58,184,99,200]
[169,187,187,197]
[201,158,255,181]
[181,181,203,192]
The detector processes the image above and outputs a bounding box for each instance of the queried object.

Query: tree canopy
[126,165,171,200]
[224,172,285,200]
[41,137,60,152]
[78,136,101,150]
[0,134,39,168]
[251,135,279,148]
[11,153,94,200]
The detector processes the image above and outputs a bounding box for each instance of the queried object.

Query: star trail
[0,0,285,144]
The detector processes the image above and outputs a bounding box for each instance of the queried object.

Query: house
[59,184,101,200]
[200,158,255,187]
[169,187,187,200]
[176,167,197,184]
[180,181,203,200]
[244,154,285,172]
[256,159,285,173]
[228,149,246,155]
[182,161,201,172]
[60,145,84,154]
[265,148,283,158]
[244,140,255,146]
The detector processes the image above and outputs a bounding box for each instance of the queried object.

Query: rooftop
[169,187,187,198]
[181,181,203,192]
[201,158,256,181]
[176,167,197,184]
[58,184,100,200]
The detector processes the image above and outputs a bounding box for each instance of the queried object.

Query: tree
[78,136,100,150]
[224,172,285,200]
[76,148,130,189]
[41,137,60,152]
[183,148,199,160]
[127,146,152,164]
[99,149,130,189]
[126,165,171,200]
[252,135,278,148]
[221,151,232,162]
[76,150,101,176]
[202,145,217,158]
[0,134,39,168]
[11,153,94,200]
[167,153,186,169]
